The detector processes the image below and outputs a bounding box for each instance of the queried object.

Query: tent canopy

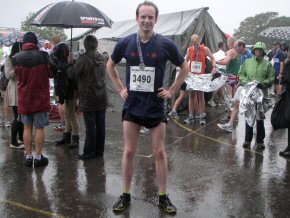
[79,7,227,111]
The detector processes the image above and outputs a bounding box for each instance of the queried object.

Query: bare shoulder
[226,49,237,58]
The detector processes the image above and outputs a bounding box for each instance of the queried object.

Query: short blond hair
[227,36,236,47]
[191,34,200,45]
[52,35,61,45]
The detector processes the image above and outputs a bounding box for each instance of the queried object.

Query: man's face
[272,44,279,52]
[234,42,243,54]
[136,5,157,33]
[255,48,263,57]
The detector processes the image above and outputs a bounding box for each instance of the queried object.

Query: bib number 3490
[130,66,155,92]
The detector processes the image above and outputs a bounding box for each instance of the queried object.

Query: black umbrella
[28,0,113,49]
[260,26,290,41]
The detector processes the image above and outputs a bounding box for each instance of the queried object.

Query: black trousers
[11,106,24,144]
[245,120,265,144]
[83,110,106,156]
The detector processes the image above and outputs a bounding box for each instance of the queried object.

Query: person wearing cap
[268,41,286,95]
[12,31,53,167]
[40,40,51,54]
[239,42,275,150]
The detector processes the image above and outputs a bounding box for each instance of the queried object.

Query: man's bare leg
[24,125,33,155]
[122,121,140,192]
[151,123,167,193]
[35,128,44,156]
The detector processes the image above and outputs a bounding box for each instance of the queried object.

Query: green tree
[234,12,290,45]
[21,12,67,41]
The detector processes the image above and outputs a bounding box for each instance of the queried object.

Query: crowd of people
[0,0,290,215]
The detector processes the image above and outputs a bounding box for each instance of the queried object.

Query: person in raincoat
[279,47,290,157]
[67,35,108,160]
[239,42,275,150]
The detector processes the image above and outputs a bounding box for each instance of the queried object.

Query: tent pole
[70,27,73,52]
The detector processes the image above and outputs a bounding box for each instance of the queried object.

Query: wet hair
[191,34,200,45]
[84,35,98,51]
[52,35,61,45]
[236,39,246,48]
[227,37,236,46]
[218,41,225,49]
[136,1,159,18]
[9,42,23,58]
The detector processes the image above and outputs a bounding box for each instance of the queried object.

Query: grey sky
[1,0,288,36]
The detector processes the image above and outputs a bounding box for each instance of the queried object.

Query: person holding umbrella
[107,1,189,214]
[12,32,53,167]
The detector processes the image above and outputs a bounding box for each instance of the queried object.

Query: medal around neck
[139,62,146,70]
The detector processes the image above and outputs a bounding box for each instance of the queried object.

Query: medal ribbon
[136,32,144,66]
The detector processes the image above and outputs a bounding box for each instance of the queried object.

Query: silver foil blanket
[185,73,227,92]
[239,81,273,127]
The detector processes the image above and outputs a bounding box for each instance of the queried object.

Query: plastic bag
[271,89,290,130]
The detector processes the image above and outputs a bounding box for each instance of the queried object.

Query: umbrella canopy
[28,1,113,29]
[260,26,290,41]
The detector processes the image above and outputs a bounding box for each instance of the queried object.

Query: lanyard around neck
[193,46,200,63]
[136,32,144,65]
[136,32,156,65]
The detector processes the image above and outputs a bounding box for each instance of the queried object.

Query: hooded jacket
[12,43,53,114]
[67,51,107,112]
[239,56,275,95]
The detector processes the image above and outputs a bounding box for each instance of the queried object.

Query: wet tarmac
[0,104,290,218]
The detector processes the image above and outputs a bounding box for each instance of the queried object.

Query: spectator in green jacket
[239,42,275,150]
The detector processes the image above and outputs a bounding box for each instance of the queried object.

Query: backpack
[0,64,8,91]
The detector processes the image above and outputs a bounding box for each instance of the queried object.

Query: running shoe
[279,147,290,157]
[25,157,33,167]
[208,100,216,107]
[199,117,206,125]
[34,155,49,167]
[10,142,24,149]
[168,110,179,120]
[219,116,230,123]
[54,123,65,131]
[4,122,11,127]
[217,122,232,133]
[112,193,131,212]
[159,195,177,214]
[184,116,194,124]
[140,127,149,134]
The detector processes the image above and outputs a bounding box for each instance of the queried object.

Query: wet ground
[0,103,290,218]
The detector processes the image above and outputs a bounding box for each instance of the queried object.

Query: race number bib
[129,66,155,92]
[191,62,202,73]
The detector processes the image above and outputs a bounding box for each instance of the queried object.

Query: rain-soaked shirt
[111,33,184,119]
